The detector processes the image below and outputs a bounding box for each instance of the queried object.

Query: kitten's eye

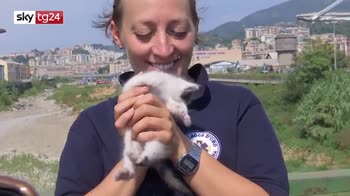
[181,92,192,103]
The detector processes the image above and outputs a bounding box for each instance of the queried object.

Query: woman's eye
[170,31,187,39]
[135,32,152,42]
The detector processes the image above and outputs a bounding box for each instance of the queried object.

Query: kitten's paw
[127,151,141,163]
[115,168,134,181]
[126,142,143,162]
[135,155,149,166]
[183,114,192,127]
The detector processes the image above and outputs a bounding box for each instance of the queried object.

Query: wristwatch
[176,142,202,175]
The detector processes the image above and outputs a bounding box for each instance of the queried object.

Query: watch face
[178,154,198,174]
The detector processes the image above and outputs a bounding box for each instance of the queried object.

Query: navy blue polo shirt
[55,64,289,196]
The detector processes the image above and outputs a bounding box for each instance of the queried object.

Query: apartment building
[109,60,131,74]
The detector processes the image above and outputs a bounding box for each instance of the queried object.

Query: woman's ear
[110,20,123,47]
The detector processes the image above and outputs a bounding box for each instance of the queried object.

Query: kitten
[115,70,199,196]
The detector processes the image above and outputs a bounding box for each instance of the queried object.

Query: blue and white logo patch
[186,131,221,159]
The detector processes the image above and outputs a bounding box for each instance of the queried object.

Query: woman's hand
[128,92,193,163]
[114,86,149,136]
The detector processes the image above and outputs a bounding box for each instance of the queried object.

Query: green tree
[283,40,349,103]
[13,55,29,64]
[98,65,110,74]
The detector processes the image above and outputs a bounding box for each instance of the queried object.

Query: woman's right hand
[114,86,149,136]
[86,86,151,196]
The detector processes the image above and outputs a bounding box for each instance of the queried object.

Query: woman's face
[111,0,197,76]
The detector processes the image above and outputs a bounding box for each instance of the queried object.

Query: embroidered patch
[186,131,221,159]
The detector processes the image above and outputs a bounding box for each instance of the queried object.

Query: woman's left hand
[128,92,192,163]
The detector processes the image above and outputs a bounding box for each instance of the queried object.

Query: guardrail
[289,169,350,195]
[209,78,284,85]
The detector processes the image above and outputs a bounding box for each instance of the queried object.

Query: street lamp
[325,21,337,70]
[333,22,337,70]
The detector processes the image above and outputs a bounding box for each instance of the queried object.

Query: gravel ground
[0,91,77,160]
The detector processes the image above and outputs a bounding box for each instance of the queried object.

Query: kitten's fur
[115,71,199,195]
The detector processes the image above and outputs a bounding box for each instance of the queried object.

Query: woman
[55,0,289,195]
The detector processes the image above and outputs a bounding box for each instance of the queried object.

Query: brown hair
[93,0,200,41]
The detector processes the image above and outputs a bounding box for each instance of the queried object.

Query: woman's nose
[151,32,174,58]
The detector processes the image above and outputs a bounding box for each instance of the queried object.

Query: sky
[0,0,287,55]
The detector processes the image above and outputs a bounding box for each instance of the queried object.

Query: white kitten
[115,71,199,195]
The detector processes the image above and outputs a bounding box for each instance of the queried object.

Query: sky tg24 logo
[14,11,64,24]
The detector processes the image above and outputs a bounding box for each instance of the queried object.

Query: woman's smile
[147,55,181,72]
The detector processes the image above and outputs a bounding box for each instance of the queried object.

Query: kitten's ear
[181,83,199,103]
[184,83,199,93]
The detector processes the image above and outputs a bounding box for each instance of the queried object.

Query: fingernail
[143,86,149,92]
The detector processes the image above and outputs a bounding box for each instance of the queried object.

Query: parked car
[96,79,111,85]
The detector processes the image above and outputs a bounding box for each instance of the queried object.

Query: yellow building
[0,59,31,81]
[0,59,5,80]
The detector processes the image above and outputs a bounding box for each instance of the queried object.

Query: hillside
[201,0,350,46]
[91,43,124,53]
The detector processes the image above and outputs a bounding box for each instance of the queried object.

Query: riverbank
[0,90,76,160]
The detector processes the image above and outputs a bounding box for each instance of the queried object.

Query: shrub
[294,71,350,142]
[334,127,350,150]
[0,82,15,110]
[283,70,311,103]
[50,84,119,113]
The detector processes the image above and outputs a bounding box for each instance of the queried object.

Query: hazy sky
[0,0,287,55]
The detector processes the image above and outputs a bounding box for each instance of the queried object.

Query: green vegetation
[198,30,239,48]
[12,55,29,64]
[91,43,124,53]
[98,65,110,74]
[0,81,16,111]
[232,40,350,173]
[290,176,350,196]
[72,48,89,55]
[0,83,120,193]
[283,41,349,103]
[1,34,350,193]
[0,153,58,193]
[241,42,350,173]
[243,83,350,173]
[294,71,350,143]
[0,77,72,111]
[22,79,57,97]
[50,84,120,113]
